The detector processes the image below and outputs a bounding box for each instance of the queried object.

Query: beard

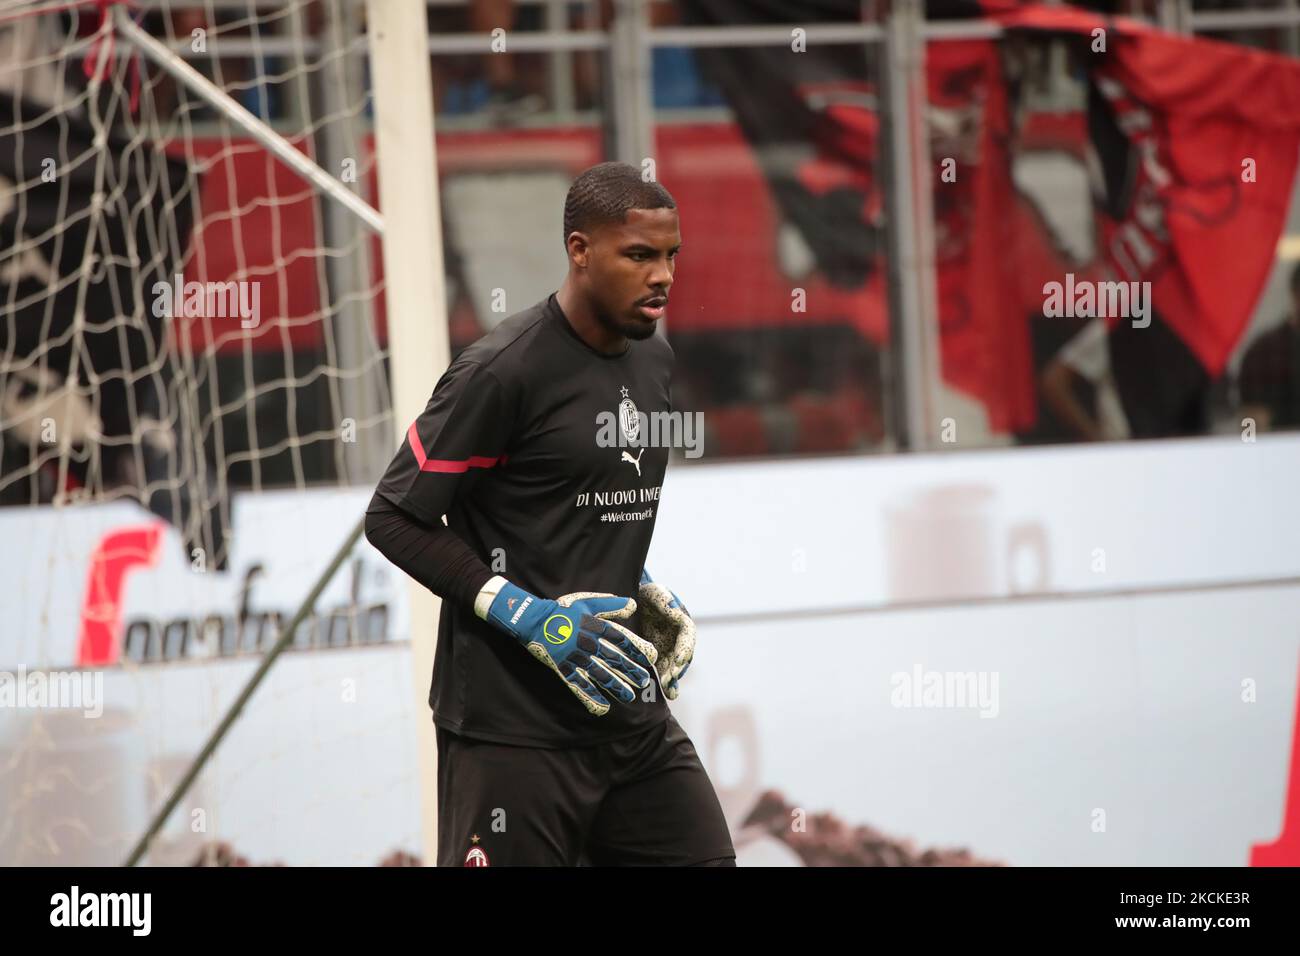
[620,319,659,341]
[597,306,658,341]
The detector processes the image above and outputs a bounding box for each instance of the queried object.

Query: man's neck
[556,279,627,356]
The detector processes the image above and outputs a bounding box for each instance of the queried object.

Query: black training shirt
[373,292,674,747]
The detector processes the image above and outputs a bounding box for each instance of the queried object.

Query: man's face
[573,207,680,341]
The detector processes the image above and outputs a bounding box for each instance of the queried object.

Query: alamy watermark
[0,667,103,718]
[50,886,150,935]
[890,665,999,718]
[151,274,262,329]
[595,386,704,459]
[1042,273,1151,328]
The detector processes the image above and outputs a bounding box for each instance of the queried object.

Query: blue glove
[484,581,659,716]
[638,568,695,699]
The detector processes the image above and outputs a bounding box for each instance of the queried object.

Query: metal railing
[50,0,1300,454]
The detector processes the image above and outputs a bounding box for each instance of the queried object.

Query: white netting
[0,0,392,552]
[0,0,423,866]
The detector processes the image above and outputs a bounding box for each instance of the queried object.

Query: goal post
[0,0,446,866]
[364,0,448,869]
[113,0,451,865]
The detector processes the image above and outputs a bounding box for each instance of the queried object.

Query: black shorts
[435,714,736,867]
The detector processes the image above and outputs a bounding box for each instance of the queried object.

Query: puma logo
[621,448,644,476]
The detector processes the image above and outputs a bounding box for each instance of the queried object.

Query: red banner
[1002,6,1300,376]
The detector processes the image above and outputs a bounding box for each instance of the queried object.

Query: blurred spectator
[1040,317,1130,442]
[1107,312,1211,439]
[429,0,550,122]
[672,326,884,459]
[1016,310,1093,445]
[471,0,544,123]
[1041,311,1211,442]
[142,5,288,122]
[1239,262,1300,432]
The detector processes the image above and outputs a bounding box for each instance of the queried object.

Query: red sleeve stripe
[407,422,507,473]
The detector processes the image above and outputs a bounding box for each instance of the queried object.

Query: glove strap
[485,580,544,639]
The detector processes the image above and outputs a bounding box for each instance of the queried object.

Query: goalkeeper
[364,162,733,867]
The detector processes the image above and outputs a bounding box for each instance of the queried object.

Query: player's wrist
[474,574,509,622]
[478,575,522,625]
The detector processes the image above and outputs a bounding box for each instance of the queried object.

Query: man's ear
[567,231,590,268]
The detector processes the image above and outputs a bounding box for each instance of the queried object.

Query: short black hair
[562,162,676,248]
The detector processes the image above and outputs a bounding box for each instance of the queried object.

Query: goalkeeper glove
[637,568,695,699]
[478,577,659,716]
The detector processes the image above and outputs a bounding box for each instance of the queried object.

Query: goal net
[0,0,425,866]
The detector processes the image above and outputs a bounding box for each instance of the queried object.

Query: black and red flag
[676,0,1300,435]
[1002,3,1300,381]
